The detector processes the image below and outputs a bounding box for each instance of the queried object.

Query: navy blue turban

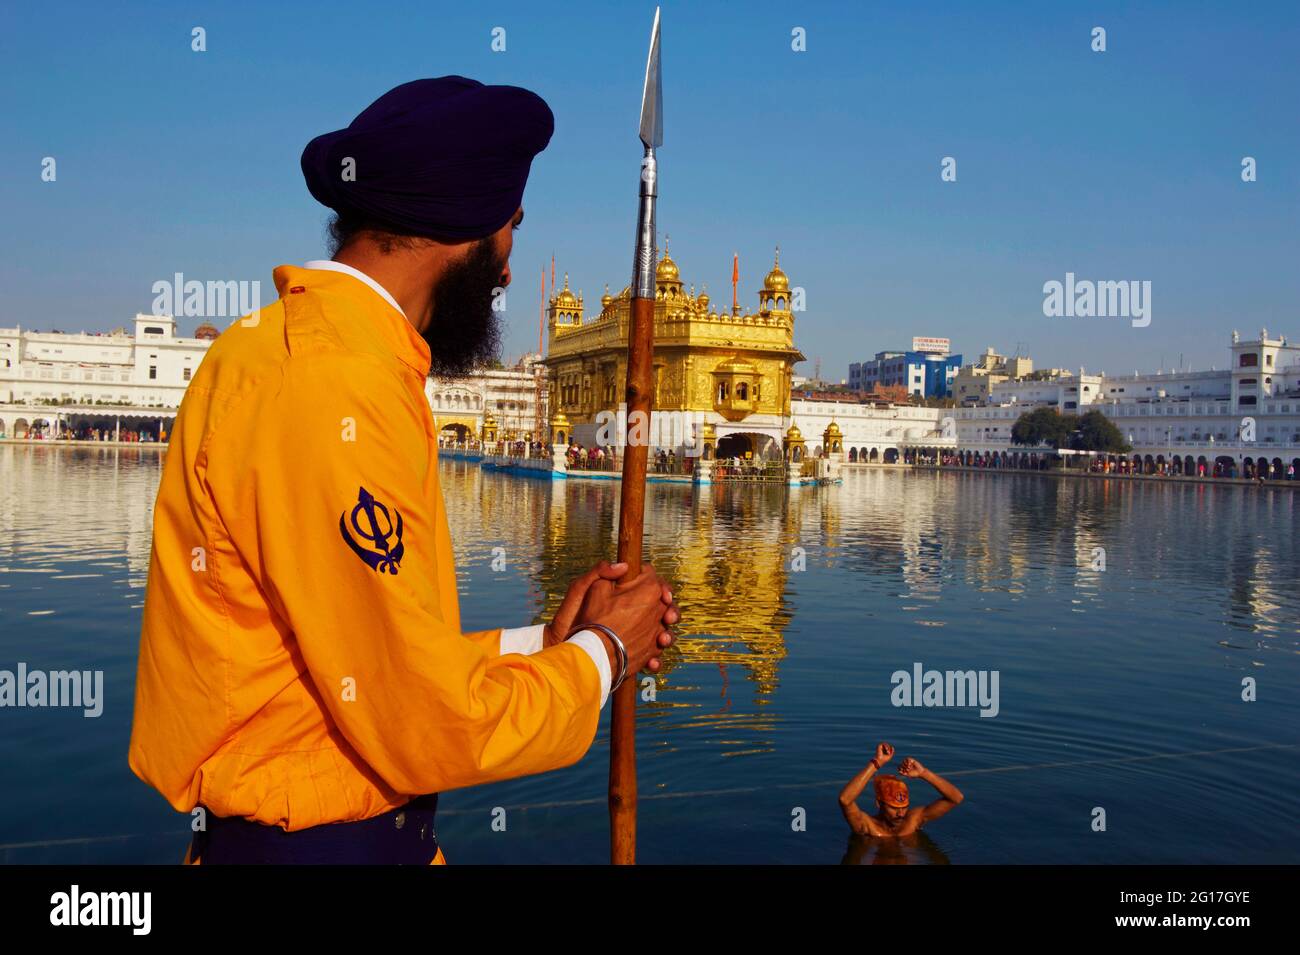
[301,76,554,241]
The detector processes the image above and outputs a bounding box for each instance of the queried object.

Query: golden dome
[549,409,571,428]
[825,419,842,436]
[763,246,789,291]
[656,252,680,283]
[785,422,803,441]
[601,284,612,308]
[555,273,579,307]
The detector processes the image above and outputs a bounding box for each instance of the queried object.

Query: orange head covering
[873,774,910,808]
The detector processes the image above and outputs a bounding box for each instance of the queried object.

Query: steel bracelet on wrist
[569,623,629,692]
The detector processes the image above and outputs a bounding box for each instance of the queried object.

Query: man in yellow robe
[128,77,678,864]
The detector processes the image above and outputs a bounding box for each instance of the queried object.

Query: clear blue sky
[1,1,1296,379]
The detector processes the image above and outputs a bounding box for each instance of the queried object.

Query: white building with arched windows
[0,315,216,439]
[426,356,547,444]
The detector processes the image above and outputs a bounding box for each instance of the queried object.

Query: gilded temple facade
[543,249,806,460]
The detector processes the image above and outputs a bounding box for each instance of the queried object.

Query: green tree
[1011,406,1076,449]
[1070,409,1130,453]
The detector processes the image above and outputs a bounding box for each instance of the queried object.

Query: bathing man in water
[838,742,964,837]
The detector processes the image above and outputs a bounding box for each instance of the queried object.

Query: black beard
[423,238,506,377]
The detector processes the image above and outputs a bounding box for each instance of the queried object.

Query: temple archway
[436,417,478,444]
[716,433,753,460]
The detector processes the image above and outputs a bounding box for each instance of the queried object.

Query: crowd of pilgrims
[927,449,1297,481]
[420,435,1300,483]
[435,435,758,476]
[0,424,165,443]
[565,443,617,471]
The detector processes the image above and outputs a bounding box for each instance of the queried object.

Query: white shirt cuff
[566,629,612,709]
[499,624,545,656]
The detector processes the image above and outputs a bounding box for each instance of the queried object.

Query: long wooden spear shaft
[610,6,662,866]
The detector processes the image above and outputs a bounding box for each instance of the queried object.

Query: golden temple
[543,246,806,459]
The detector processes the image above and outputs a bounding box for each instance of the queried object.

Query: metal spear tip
[639,6,662,149]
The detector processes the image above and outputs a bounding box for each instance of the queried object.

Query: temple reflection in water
[3,444,1295,747]
[450,459,826,706]
[440,457,1298,719]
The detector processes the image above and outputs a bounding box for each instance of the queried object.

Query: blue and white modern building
[848,337,962,398]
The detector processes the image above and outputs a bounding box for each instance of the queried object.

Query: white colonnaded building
[3,314,1296,480]
[788,329,1300,479]
[0,313,547,445]
[946,329,1300,478]
[787,397,949,463]
[0,315,217,440]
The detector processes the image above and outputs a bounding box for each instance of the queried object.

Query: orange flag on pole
[731,252,739,312]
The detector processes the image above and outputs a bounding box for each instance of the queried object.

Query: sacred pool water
[1,444,1296,864]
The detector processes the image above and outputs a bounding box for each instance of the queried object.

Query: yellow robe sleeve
[211,350,601,796]
[460,627,505,656]
[464,625,549,657]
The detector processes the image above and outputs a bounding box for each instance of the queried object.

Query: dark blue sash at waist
[190,794,440,864]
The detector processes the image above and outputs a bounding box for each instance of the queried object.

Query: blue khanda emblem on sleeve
[340,486,404,574]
